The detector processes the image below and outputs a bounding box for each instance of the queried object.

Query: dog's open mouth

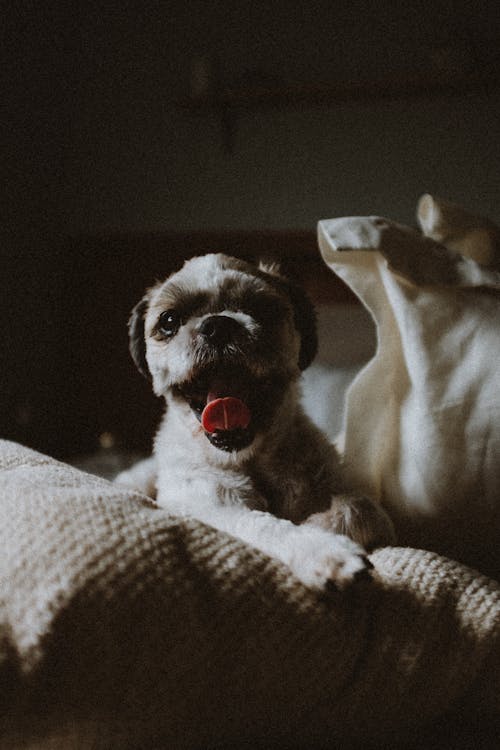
[199,381,254,452]
[174,366,283,452]
[201,395,251,433]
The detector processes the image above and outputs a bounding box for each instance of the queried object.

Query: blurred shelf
[181,70,499,112]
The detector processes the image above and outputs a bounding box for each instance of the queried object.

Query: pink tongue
[201,397,251,433]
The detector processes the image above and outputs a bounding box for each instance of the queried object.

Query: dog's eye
[158,310,180,337]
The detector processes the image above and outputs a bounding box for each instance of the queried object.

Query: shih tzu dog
[115,253,394,591]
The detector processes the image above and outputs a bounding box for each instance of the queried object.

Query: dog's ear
[285,278,318,370]
[258,258,282,277]
[259,261,318,371]
[128,296,151,379]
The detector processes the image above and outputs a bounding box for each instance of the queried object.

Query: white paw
[288,527,372,592]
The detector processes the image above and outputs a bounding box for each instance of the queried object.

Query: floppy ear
[128,296,151,379]
[286,279,318,370]
[259,262,318,371]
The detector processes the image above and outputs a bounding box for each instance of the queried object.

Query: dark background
[3,1,500,458]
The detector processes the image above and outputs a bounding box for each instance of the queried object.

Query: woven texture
[1,439,499,749]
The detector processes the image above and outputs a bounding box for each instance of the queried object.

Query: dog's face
[129,253,317,453]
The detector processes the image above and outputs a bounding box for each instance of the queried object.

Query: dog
[115,253,395,591]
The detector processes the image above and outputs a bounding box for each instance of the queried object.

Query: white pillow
[317,203,500,574]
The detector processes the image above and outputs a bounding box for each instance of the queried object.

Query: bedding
[0,438,499,749]
[317,197,500,577]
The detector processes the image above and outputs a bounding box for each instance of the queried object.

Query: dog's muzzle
[189,316,256,451]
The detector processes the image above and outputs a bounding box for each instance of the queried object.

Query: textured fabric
[1,439,499,749]
[318,213,500,575]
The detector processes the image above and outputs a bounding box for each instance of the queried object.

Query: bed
[1,195,499,748]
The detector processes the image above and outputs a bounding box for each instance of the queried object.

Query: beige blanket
[0,438,499,749]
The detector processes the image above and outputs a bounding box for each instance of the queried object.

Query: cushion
[1,439,499,749]
[318,200,500,576]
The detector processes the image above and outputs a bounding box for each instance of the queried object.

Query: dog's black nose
[199,315,242,345]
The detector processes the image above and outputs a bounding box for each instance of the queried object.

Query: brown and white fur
[115,253,394,591]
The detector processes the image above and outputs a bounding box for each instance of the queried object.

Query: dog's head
[129,253,317,453]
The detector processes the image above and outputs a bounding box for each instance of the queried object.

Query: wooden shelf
[181,70,499,112]
[180,68,499,150]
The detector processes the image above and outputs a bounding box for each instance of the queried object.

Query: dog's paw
[287,527,372,592]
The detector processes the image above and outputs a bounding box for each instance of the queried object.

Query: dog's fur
[115,253,394,591]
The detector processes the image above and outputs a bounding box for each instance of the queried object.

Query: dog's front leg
[305,495,396,551]
[165,501,371,592]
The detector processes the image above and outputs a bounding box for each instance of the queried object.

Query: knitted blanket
[0,439,499,749]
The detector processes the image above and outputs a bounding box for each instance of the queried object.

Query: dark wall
[3,2,500,458]
[5,2,500,239]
